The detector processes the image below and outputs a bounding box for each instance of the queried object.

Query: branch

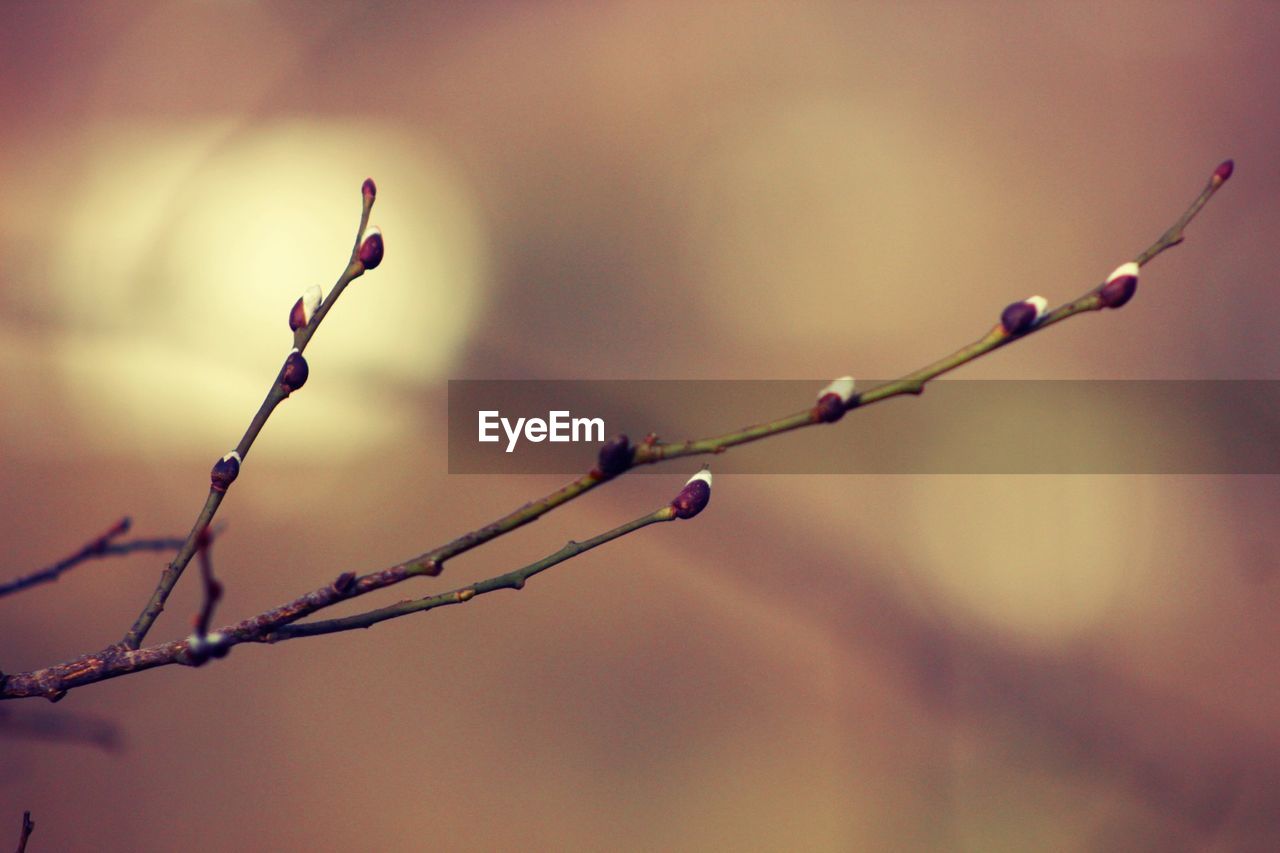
[0,518,184,599]
[182,527,226,665]
[630,159,1237,461]
[0,469,713,699]
[13,812,32,853]
[269,468,713,640]
[0,161,1232,702]
[375,160,1236,581]
[119,180,385,650]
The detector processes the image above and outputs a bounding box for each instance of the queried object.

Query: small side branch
[14,811,33,853]
[0,470,713,698]
[271,470,710,640]
[120,179,383,650]
[0,518,184,599]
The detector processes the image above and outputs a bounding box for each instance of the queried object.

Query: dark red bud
[1099,275,1138,309]
[358,228,384,269]
[289,286,322,332]
[210,453,241,492]
[814,393,846,423]
[596,434,632,478]
[362,177,377,202]
[281,350,309,392]
[1001,301,1038,335]
[333,571,357,594]
[1212,159,1233,186]
[672,473,712,519]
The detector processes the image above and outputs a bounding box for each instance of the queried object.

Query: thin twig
[14,811,32,853]
[378,159,1235,577]
[0,161,1232,701]
[120,181,380,650]
[270,504,681,640]
[0,518,184,599]
[631,160,1236,461]
[186,525,222,650]
[0,471,708,698]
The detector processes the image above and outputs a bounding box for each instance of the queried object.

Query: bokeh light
[47,120,486,457]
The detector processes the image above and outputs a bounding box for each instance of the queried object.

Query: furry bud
[358,226,384,270]
[815,376,855,423]
[210,451,241,492]
[362,177,377,202]
[1099,262,1139,309]
[671,467,712,519]
[1000,295,1048,335]
[288,285,322,331]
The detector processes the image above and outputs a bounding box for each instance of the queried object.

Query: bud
[814,376,855,423]
[358,226,384,270]
[596,433,632,478]
[1099,261,1139,309]
[288,285,323,332]
[362,177,377,202]
[185,631,230,664]
[671,467,712,519]
[210,451,241,493]
[1212,159,1234,186]
[280,349,309,392]
[1000,295,1048,335]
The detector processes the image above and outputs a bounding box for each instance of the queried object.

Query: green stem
[120,188,375,650]
[269,507,674,639]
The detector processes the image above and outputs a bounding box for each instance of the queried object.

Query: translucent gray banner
[447,380,1280,474]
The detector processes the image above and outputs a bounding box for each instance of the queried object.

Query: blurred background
[2,1,1278,850]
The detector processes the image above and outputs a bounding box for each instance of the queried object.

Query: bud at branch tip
[671,466,713,519]
[362,177,377,201]
[1212,160,1233,186]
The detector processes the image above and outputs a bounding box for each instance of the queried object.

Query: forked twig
[0,161,1232,702]
[0,518,184,599]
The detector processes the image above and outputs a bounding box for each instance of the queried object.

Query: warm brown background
[2,2,1278,851]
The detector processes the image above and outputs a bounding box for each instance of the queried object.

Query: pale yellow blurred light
[50,120,487,458]
[905,476,1159,642]
[54,121,240,327]
[51,332,406,456]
